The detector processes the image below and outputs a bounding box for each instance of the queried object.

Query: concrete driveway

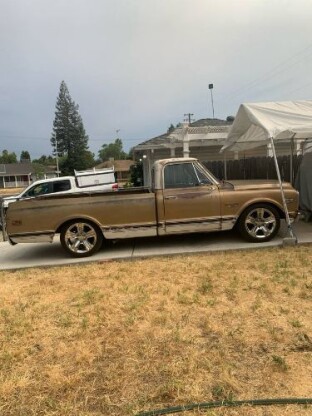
[0,220,311,270]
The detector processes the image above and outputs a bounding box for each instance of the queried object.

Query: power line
[287,79,312,96]
[0,134,50,140]
[0,134,143,143]
[220,42,312,102]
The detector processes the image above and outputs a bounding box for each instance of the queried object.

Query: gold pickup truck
[2,158,299,257]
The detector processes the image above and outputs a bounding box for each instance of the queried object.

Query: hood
[229,180,293,191]
[1,194,20,208]
[2,194,20,201]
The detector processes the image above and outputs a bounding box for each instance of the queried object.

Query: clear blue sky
[1,0,312,159]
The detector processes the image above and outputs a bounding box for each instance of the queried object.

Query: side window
[25,182,52,197]
[23,186,35,197]
[194,165,212,185]
[52,180,71,193]
[164,163,199,189]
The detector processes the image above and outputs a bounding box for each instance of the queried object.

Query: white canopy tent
[222,100,312,242]
[222,100,312,152]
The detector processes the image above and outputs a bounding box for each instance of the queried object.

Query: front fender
[235,198,285,220]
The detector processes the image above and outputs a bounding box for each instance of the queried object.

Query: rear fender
[55,215,103,234]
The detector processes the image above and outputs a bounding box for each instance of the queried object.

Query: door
[162,162,221,234]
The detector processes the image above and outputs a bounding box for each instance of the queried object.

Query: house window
[4,176,15,183]
[120,172,129,180]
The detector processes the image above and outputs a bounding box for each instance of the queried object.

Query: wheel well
[238,202,284,222]
[56,218,102,234]
[272,204,285,219]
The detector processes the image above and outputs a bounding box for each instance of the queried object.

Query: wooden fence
[203,155,303,184]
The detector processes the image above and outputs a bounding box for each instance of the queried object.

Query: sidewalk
[0,220,311,270]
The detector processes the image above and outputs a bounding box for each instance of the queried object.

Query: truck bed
[40,186,152,200]
[5,187,157,244]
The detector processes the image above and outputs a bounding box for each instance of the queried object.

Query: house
[0,162,58,189]
[133,118,304,185]
[0,162,34,189]
[95,159,135,186]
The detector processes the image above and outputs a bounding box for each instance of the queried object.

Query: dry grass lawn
[0,188,24,196]
[0,246,311,415]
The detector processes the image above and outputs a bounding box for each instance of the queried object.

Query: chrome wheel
[238,204,280,242]
[60,221,103,257]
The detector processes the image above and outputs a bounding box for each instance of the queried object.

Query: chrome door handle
[165,195,177,200]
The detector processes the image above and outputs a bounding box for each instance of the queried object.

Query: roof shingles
[0,163,34,176]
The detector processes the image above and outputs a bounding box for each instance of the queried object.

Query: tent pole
[290,138,294,185]
[270,137,296,241]
[224,152,227,180]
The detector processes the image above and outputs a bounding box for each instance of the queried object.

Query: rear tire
[238,203,280,243]
[60,220,103,257]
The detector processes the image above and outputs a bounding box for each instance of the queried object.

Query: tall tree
[0,150,17,163]
[32,155,55,165]
[51,81,94,175]
[20,150,31,162]
[167,123,175,133]
[98,138,128,161]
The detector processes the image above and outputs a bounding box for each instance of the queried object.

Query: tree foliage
[98,138,128,162]
[32,155,56,165]
[167,123,175,133]
[0,150,17,163]
[129,161,143,186]
[20,150,31,162]
[51,81,94,175]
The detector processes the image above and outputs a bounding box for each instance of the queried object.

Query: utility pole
[184,113,194,124]
[208,83,215,119]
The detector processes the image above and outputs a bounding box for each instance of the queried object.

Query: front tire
[238,204,280,243]
[60,220,103,257]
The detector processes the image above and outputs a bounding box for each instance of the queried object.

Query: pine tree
[51,81,94,175]
[20,150,31,162]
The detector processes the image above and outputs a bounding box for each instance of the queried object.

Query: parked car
[1,168,118,208]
